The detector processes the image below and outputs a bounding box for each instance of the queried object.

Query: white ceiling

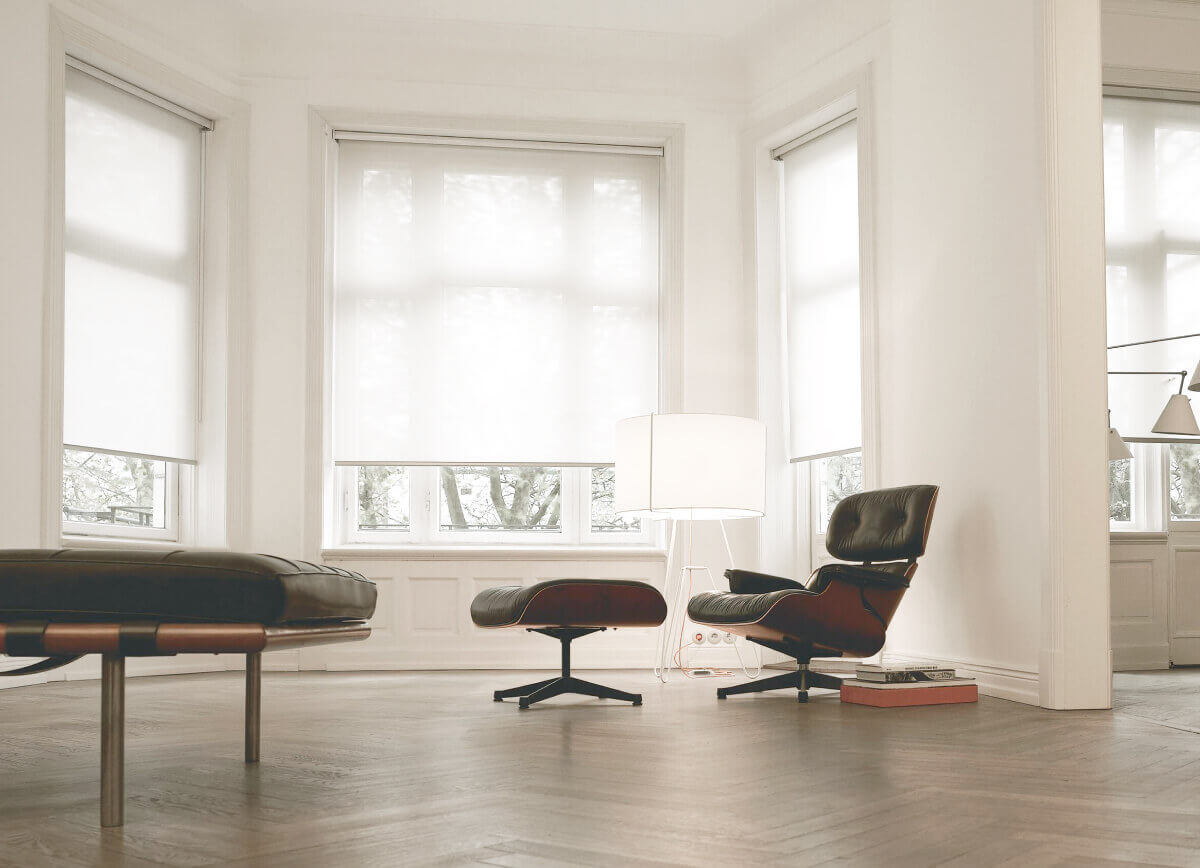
[229,0,789,42]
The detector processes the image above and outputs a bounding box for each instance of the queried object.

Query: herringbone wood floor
[1,669,1198,867]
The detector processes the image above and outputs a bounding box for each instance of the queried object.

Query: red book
[840,679,978,707]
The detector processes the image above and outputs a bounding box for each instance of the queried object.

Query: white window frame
[768,96,875,564]
[1166,443,1200,528]
[313,114,683,555]
[1110,442,1163,533]
[749,74,881,581]
[62,453,186,543]
[57,59,208,545]
[807,450,864,568]
[1102,80,1200,538]
[335,465,652,547]
[45,17,250,551]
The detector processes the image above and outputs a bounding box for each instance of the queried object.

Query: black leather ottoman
[0,549,377,826]
[471,578,666,708]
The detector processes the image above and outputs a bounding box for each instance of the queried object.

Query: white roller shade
[1104,95,1200,441]
[332,138,661,465]
[63,67,204,463]
[780,117,862,463]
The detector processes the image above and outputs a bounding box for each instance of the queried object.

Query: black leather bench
[0,549,376,827]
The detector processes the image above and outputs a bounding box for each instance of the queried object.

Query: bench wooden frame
[1,621,370,827]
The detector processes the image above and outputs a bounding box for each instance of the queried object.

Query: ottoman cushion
[471,579,666,629]
[0,549,376,624]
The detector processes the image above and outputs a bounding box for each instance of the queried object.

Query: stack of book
[840,663,977,707]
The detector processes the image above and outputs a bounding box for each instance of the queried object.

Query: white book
[856,663,943,673]
[842,677,976,690]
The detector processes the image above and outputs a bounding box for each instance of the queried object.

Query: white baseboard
[1112,643,1170,671]
[883,651,1039,705]
[0,670,51,690]
[1,655,234,688]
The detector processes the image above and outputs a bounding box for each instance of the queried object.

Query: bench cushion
[471,579,666,629]
[0,550,376,625]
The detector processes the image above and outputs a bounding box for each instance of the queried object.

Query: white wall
[882,0,1052,703]
[744,0,1112,707]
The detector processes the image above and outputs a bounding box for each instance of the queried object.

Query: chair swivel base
[491,627,643,709]
[716,666,842,703]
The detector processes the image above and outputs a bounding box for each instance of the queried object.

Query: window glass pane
[439,466,561,532]
[590,466,640,533]
[356,466,410,532]
[1110,457,1132,523]
[62,448,167,529]
[1170,445,1200,520]
[818,452,863,531]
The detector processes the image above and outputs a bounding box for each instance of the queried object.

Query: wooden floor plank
[0,669,1197,867]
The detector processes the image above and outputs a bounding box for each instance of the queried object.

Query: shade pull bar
[333,460,615,468]
[332,130,663,156]
[787,446,862,464]
[770,110,857,161]
[1107,331,1200,350]
[66,56,213,130]
[1104,84,1200,105]
[64,444,197,466]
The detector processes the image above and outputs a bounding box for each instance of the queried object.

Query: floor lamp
[613,413,766,682]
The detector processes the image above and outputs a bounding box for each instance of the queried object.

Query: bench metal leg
[245,651,261,764]
[100,654,125,828]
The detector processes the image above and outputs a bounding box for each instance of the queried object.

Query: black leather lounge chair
[687,484,939,702]
[0,549,377,826]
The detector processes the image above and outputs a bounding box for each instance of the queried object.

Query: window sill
[60,535,191,551]
[320,545,669,562]
[1108,530,1168,542]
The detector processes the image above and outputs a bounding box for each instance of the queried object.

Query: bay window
[61,61,209,540]
[330,133,662,545]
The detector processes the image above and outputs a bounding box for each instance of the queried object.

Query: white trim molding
[1037,0,1112,710]
[883,652,1040,705]
[304,109,686,560]
[743,64,881,582]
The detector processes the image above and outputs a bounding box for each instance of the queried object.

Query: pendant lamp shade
[1152,393,1200,436]
[614,414,766,519]
[1108,421,1132,461]
[1189,359,1200,393]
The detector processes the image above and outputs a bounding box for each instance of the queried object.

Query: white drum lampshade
[614,414,766,520]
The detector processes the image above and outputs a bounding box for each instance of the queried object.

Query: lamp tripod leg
[654,520,680,681]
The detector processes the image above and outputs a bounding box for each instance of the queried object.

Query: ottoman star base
[493,628,643,708]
